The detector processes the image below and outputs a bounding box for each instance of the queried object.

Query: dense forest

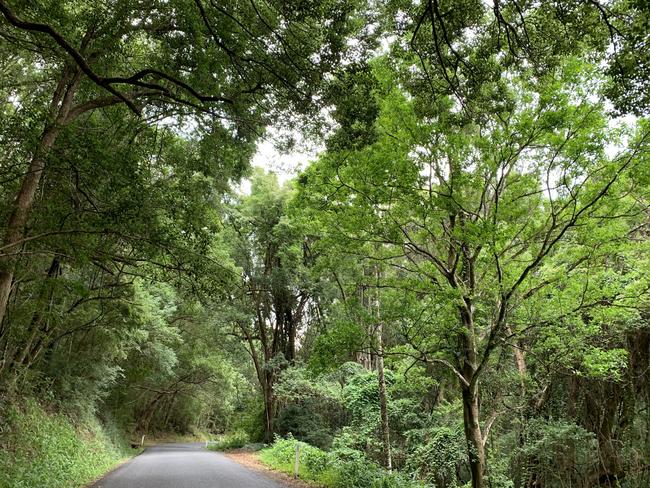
[0,1,648,487]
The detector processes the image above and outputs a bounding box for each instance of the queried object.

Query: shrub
[512,419,597,486]
[207,431,250,451]
[302,444,331,475]
[259,436,426,488]
[404,425,467,487]
[230,397,266,442]
[275,403,335,449]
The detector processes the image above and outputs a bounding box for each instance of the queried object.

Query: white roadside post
[293,442,300,479]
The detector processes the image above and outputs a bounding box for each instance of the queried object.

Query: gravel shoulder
[222,449,319,488]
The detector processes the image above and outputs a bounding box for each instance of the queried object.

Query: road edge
[216,448,321,488]
[82,448,145,488]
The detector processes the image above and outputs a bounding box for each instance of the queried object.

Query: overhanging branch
[0,0,235,115]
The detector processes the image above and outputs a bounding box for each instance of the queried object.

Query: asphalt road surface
[90,443,286,488]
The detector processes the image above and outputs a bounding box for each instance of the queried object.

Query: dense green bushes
[206,431,251,451]
[0,399,132,488]
[259,436,425,488]
[263,357,650,488]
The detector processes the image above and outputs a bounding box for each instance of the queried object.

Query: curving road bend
[90,443,285,488]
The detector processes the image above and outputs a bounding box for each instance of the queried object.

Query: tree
[222,170,315,442]
[297,59,649,487]
[0,116,234,379]
[0,0,363,337]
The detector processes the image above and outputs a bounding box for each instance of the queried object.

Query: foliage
[260,435,425,488]
[405,426,467,488]
[0,399,131,488]
[511,419,598,487]
[207,431,251,451]
[1,1,649,488]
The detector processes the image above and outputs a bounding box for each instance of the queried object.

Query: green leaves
[0,400,130,488]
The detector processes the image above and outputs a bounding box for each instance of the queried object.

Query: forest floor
[224,449,318,488]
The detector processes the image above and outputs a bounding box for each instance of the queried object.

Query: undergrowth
[259,435,426,488]
[206,431,250,451]
[0,399,132,488]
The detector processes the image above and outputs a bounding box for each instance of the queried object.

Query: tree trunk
[458,295,486,488]
[374,261,392,471]
[0,68,80,331]
[285,307,296,362]
[263,376,276,443]
[0,126,60,327]
[240,316,276,443]
[446,241,488,487]
[14,257,61,369]
[584,382,625,487]
[137,392,164,433]
[377,332,392,472]
[462,380,486,488]
[505,325,527,392]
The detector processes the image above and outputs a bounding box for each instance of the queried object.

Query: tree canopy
[1,1,649,488]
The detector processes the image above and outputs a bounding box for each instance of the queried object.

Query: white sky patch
[236,134,322,195]
[8,94,20,108]
[604,109,638,158]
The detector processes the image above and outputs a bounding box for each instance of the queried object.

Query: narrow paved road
[90,443,286,488]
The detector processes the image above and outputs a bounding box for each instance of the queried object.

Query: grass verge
[206,431,251,451]
[0,399,134,488]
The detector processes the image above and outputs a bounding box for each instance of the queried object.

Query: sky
[237,132,322,194]
[234,88,638,196]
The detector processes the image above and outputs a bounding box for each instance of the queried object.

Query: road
[90,443,286,488]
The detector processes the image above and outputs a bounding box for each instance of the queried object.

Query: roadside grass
[143,429,210,446]
[0,399,134,488]
[258,437,335,484]
[206,431,251,451]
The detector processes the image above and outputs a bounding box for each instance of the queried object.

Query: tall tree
[298,59,649,487]
[223,171,314,441]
